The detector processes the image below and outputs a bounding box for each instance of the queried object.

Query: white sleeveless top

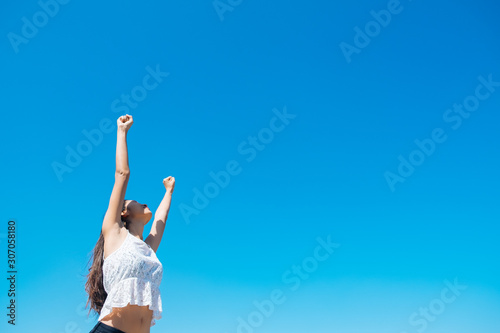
[98,228,163,327]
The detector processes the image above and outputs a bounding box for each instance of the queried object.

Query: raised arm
[145,177,175,252]
[102,115,134,237]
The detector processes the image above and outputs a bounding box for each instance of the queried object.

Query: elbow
[115,169,130,177]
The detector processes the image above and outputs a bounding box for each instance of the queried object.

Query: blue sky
[1,0,500,332]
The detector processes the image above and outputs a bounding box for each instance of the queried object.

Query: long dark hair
[84,200,129,316]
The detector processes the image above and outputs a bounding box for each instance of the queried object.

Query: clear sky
[1,0,499,332]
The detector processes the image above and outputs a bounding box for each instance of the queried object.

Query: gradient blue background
[1,0,499,332]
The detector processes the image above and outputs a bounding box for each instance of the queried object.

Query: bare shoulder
[103,225,128,260]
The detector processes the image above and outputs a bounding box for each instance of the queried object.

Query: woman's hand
[163,176,176,194]
[117,114,134,132]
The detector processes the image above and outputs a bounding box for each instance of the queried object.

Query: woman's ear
[121,210,129,219]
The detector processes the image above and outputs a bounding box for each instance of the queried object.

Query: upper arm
[145,218,166,253]
[102,171,130,236]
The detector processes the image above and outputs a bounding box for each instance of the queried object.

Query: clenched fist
[117,114,134,132]
[163,176,175,193]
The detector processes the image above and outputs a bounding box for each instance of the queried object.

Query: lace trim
[98,277,162,327]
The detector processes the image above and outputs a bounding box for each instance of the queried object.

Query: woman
[85,114,176,333]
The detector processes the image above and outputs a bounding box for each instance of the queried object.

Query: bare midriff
[100,303,153,333]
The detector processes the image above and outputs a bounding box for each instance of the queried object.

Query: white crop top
[98,228,163,327]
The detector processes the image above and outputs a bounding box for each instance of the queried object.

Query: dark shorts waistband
[89,321,126,333]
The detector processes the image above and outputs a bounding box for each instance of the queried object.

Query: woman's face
[124,200,152,223]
